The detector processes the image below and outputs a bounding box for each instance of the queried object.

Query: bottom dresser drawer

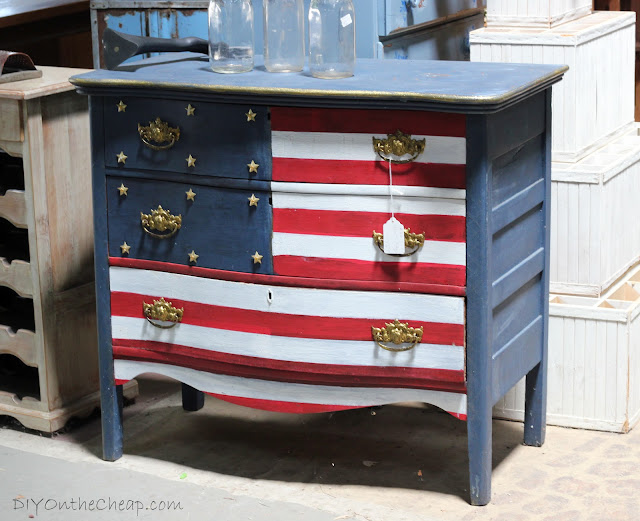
[109,266,466,393]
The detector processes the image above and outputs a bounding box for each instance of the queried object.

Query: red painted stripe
[115,379,130,386]
[109,258,467,297]
[113,347,465,392]
[272,158,466,188]
[113,339,466,388]
[207,394,356,414]
[273,256,466,287]
[270,107,466,137]
[273,209,465,242]
[111,292,465,345]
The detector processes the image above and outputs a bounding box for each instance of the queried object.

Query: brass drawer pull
[143,297,184,329]
[138,118,181,150]
[372,228,425,257]
[140,205,182,239]
[371,320,423,352]
[372,130,425,164]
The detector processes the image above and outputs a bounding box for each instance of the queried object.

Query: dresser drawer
[271,185,466,290]
[103,97,271,181]
[106,177,272,273]
[109,266,466,391]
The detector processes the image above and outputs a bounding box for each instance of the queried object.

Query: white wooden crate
[493,269,640,433]
[470,11,636,163]
[487,0,592,28]
[550,125,640,297]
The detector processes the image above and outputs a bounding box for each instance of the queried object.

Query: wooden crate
[0,67,137,432]
[487,0,592,27]
[550,124,640,296]
[494,266,640,433]
[470,11,636,162]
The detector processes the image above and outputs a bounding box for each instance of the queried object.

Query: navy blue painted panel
[89,97,124,461]
[492,274,543,353]
[71,55,567,114]
[491,315,543,405]
[491,135,544,209]
[106,176,273,274]
[492,205,544,283]
[524,88,552,448]
[492,248,545,309]
[103,96,271,181]
[487,93,546,159]
[464,114,493,506]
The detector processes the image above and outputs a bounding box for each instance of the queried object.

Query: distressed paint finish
[104,97,271,181]
[73,56,563,504]
[106,177,274,274]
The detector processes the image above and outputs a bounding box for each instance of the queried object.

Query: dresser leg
[467,403,492,506]
[101,383,124,461]
[523,361,546,446]
[181,383,205,411]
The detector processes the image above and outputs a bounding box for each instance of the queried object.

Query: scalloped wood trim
[0,189,27,228]
[0,258,32,297]
[0,325,36,367]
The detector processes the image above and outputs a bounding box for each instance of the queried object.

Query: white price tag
[382,217,405,255]
[340,14,353,27]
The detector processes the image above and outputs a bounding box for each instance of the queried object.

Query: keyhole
[267,289,273,304]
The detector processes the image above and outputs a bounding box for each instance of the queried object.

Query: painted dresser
[71,55,566,505]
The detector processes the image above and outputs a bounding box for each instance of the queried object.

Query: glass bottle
[208,0,254,73]
[308,0,355,79]
[263,0,305,72]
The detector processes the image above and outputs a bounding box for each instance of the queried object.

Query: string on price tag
[382,159,405,255]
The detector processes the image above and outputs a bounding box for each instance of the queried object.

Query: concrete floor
[1,374,638,521]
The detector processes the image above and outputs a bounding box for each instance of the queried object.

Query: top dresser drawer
[103,97,271,181]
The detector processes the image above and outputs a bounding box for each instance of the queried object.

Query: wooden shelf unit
[0,67,136,432]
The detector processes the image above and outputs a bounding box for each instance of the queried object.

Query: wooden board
[471,11,636,162]
[487,0,592,27]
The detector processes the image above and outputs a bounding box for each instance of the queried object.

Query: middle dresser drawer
[106,176,273,273]
[103,96,271,181]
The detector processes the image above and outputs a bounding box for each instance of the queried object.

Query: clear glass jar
[308,0,355,79]
[208,0,254,73]
[263,0,305,72]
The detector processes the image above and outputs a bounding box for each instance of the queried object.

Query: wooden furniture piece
[71,55,566,505]
[0,67,136,432]
[0,1,92,69]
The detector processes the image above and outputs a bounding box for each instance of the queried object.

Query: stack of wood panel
[470,2,640,432]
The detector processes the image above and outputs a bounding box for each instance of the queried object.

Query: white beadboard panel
[493,268,640,432]
[470,11,635,162]
[549,125,640,296]
[487,0,591,28]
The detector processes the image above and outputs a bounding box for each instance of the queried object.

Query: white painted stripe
[109,267,465,323]
[272,233,466,267]
[272,191,466,217]
[112,316,465,370]
[114,360,468,414]
[272,131,467,165]
[271,182,467,200]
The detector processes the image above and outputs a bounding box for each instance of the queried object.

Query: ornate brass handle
[372,130,425,163]
[372,228,425,257]
[371,320,423,352]
[138,118,180,150]
[140,205,182,239]
[143,297,184,329]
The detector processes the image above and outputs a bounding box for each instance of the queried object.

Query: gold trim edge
[69,66,568,106]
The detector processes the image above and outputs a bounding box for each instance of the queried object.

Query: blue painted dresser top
[71,54,567,113]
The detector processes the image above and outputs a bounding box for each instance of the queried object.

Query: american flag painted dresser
[71,55,566,505]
